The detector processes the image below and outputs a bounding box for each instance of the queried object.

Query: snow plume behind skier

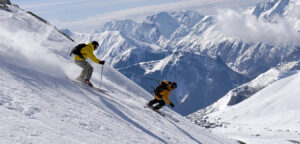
[71,41,105,87]
[147,81,177,111]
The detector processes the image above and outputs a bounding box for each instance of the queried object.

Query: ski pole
[142,76,160,83]
[99,65,104,88]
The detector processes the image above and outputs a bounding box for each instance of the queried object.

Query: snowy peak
[95,11,204,43]
[0,0,11,5]
[90,30,168,68]
[170,10,205,28]
[96,19,161,44]
[97,19,137,33]
[147,12,180,38]
[60,29,73,37]
[253,0,290,18]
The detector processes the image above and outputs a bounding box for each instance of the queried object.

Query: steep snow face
[0,4,72,77]
[217,71,300,128]
[188,70,300,144]
[284,0,300,31]
[0,0,10,5]
[253,0,290,18]
[0,5,237,144]
[252,0,300,26]
[187,68,297,122]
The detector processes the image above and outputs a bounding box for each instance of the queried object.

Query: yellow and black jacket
[154,81,173,104]
[74,42,100,63]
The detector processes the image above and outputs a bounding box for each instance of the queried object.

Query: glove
[170,103,174,107]
[99,61,105,65]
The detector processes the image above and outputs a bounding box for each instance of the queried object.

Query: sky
[10,0,263,32]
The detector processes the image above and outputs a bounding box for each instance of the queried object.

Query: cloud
[21,0,85,9]
[217,9,300,45]
[57,0,264,32]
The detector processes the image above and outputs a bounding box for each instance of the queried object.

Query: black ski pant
[148,99,165,110]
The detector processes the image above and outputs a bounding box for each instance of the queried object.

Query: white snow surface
[218,72,300,128]
[0,5,237,144]
[188,69,300,144]
[194,68,295,114]
[212,71,300,144]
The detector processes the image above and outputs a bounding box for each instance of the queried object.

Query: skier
[73,41,105,87]
[147,81,177,111]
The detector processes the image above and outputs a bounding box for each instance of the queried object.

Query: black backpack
[70,43,86,59]
[154,81,169,98]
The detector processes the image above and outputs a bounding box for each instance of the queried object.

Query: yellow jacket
[74,42,100,63]
[154,81,173,104]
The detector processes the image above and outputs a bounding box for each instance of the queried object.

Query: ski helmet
[170,82,177,89]
[92,41,99,50]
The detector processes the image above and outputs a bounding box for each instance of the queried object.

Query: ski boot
[84,79,94,87]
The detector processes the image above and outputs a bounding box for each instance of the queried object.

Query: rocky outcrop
[0,0,11,5]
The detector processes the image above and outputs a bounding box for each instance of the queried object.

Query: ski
[144,104,165,116]
[144,104,180,123]
[66,77,111,93]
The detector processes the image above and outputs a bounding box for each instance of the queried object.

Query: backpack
[154,81,169,98]
[70,43,86,59]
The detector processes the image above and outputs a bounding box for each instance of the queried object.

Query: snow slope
[189,68,297,119]
[0,4,236,144]
[216,71,300,130]
[188,70,300,144]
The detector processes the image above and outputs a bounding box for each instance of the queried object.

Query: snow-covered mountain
[187,69,300,144]
[68,11,250,116]
[187,58,300,117]
[185,1,300,143]
[0,3,238,144]
[186,67,296,123]
[0,0,10,5]
[67,0,300,115]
